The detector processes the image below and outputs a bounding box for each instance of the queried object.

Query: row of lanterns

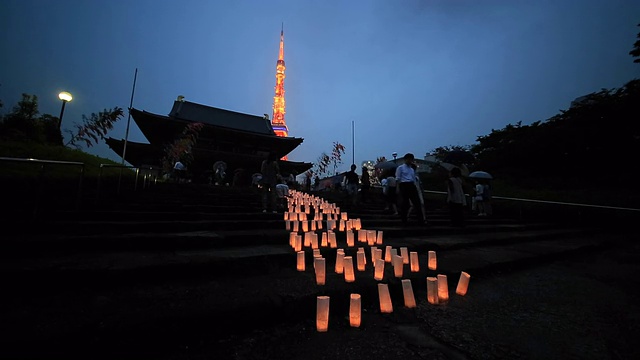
[285,191,472,332]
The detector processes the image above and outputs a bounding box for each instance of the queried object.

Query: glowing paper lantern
[437,274,449,303]
[356,251,366,271]
[285,220,290,231]
[385,246,393,263]
[427,277,439,304]
[284,212,289,221]
[335,251,345,274]
[339,220,345,232]
[328,232,337,248]
[341,212,348,220]
[316,296,330,332]
[376,231,383,245]
[304,232,312,247]
[289,232,296,248]
[292,221,299,232]
[313,249,321,257]
[456,271,471,296]
[428,251,437,270]
[311,233,319,249]
[370,246,378,262]
[354,218,362,230]
[400,247,409,264]
[401,279,417,308]
[349,294,361,327]
[357,247,366,265]
[378,283,393,313]
[367,230,376,246]
[410,251,419,272]
[316,220,323,230]
[321,232,328,247]
[302,221,309,232]
[297,251,305,271]
[393,255,403,278]
[358,230,367,242]
[374,259,385,281]
[343,256,355,282]
[294,235,302,252]
[375,248,383,263]
[346,231,355,247]
[311,221,317,231]
[314,257,326,285]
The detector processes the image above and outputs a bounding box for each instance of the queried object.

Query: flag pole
[351,120,355,165]
[118,68,138,195]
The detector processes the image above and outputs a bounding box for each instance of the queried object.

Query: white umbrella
[374,160,400,170]
[438,162,470,176]
[468,171,493,180]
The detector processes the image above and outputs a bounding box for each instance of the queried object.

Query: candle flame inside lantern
[401,279,417,308]
[367,230,376,246]
[410,251,420,272]
[328,232,337,248]
[343,256,355,282]
[321,232,328,247]
[349,294,361,327]
[376,230,383,245]
[427,277,439,304]
[356,251,366,271]
[378,283,393,313]
[370,246,378,262]
[385,246,393,263]
[400,247,409,264]
[335,251,345,274]
[437,274,449,303]
[297,251,305,271]
[428,251,437,270]
[316,296,330,332]
[374,258,385,280]
[346,231,354,247]
[294,235,302,252]
[393,255,404,278]
[314,257,326,285]
[456,271,471,296]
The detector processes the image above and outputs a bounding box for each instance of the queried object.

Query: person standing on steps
[343,164,359,208]
[395,153,425,226]
[447,167,467,227]
[260,153,280,213]
[360,166,371,204]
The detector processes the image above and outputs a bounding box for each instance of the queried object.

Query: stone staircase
[0,182,630,359]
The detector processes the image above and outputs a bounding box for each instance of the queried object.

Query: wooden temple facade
[106,100,312,178]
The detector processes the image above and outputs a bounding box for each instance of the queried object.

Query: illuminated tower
[271,25,289,159]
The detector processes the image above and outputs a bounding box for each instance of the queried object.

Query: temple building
[106,27,311,179]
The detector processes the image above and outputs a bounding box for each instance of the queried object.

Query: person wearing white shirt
[395,153,426,225]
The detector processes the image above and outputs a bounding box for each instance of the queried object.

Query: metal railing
[0,156,85,218]
[96,164,159,200]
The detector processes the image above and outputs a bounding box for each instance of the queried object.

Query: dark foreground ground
[2,237,638,360]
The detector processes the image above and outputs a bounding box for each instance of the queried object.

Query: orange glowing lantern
[302,221,309,232]
[456,271,470,296]
[343,256,355,282]
[316,220,323,230]
[400,247,409,264]
[339,220,345,232]
[297,251,305,271]
[315,257,326,285]
[304,232,312,247]
[289,232,296,248]
[410,251,419,272]
[327,220,336,231]
[292,220,299,232]
[378,283,393,313]
[385,246,393,263]
[328,232,337,248]
[437,274,449,303]
[335,251,345,274]
[357,230,366,242]
[316,296,330,332]
[401,279,417,308]
[375,248,383,263]
[311,233,319,249]
[393,255,403,278]
[311,221,317,231]
[346,230,355,247]
[374,258,385,280]
[284,212,289,221]
[341,212,348,220]
[356,251,366,271]
[294,235,302,252]
[349,294,361,327]
[376,231,383,245]
[285,220,290,231]
[321,232,328,247]
[428,251,437,270]
[370,246,378,262]
[365,230,374,246]
[313,249,321,257]
[427,277,439,304]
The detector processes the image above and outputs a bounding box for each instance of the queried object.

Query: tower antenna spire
[271,26,289,160]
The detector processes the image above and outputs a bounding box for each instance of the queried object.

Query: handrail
[97,163,158,200]
[0,156,85,217]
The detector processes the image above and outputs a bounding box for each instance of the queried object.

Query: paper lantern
[374,259,385,280]
[400,247,409,264]
[316,220,323,230]
[428,251,437,270]
[284,212,289,221]
[339,220,345,232]
[327,220,336,231]
[401,279,417,308]
[321,232,328,247]
[437,274,449,303]
[391,248,398,262]
[341,212,348,220]
[409,251,419,272]
[311,221,317,231]
[343,256,355,282]
[354,218,361,230]
[285,220,290,231]
[349,294,361,327]
[316,296,330,332]
[294,235,302,252]
[292,221,299,232]
[366,230,376,246]
[289,232,297,248]
[375,248,383,263]
[346,231,355,247]
[328,232,337,248]
[313,249,321,257]
[393,255,404,278]
[370,246,378,262]
[314,257,326,285]
[297,251,305,271]
[335,251,345,274]
[311,233,319,249]
[385,246,393,263]
[304,232,312,247]
[302,221,309,232]
[357,230,367,242]
[378,284,393,313]
[356,251,366,271]
[357,247,366,265]
[376,231,384,245]
[456,271,471,296]
[427,277,439,304]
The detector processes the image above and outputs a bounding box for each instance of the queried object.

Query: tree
[313,152,331,178]
[161,122,205,174]
[0,93,62,145]
[65,107,124,149]
[330,141,346,175]
[630,23,640,63]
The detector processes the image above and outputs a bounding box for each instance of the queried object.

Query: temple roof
[168,100,275,135]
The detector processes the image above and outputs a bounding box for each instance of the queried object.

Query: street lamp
[58,91,73,129]
[392,152,397,163]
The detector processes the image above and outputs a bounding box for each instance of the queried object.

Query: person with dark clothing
[395,153,426,225]
[447,167,466,227]
[360,166,370,203]
[260,153,280,213]
[343,164,359,207]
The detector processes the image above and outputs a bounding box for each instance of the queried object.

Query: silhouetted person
[360,166,370,203]
[260,153,280,213]
[447,167,466,227]
[343,164,359,207]
[395,153,425,225]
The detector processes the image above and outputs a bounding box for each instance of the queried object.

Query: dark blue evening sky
[2,0,639,172]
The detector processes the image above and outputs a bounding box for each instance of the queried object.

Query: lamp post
[392,152,397,163]
[58,91,73,129]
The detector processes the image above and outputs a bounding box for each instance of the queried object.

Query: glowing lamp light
[314,257,326,285]
[356,251,366,271]
[302,221,309,232]
[58,91,73,102]
[427,277,439,304]
[313,249,321,257]
[376,231,383,245]
[400,247,409,264]
[321,232,328,247]
[401,279,417,308]
[354,218,362,230]
[437,274,449,303]
[367,230,376,246]
[316,220,323,230]
[285,220,291,231]
[428,251,437,270]
[311,221,317,231]
[374,259,385,281]
[378,283,393,313]
[335,250,345,274]
[316,296,330,332]
[292,221,299,232]
[410,251,420,272]
[375,248,383,263]
[357,247,366,265]
[343,256,355,282]
[358,230,367,242]
[393,255,403,278]
[456,271,471,296]
[339,220,345,232]
[341,212,348,220]
[385,246,393,263]
[370,246,378,262]
[294,235,302,252]
[311,233,319,249]
[349,294,361,327]
[328,232,337,248]
[346,231,355,247]
[297,251,305,271]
